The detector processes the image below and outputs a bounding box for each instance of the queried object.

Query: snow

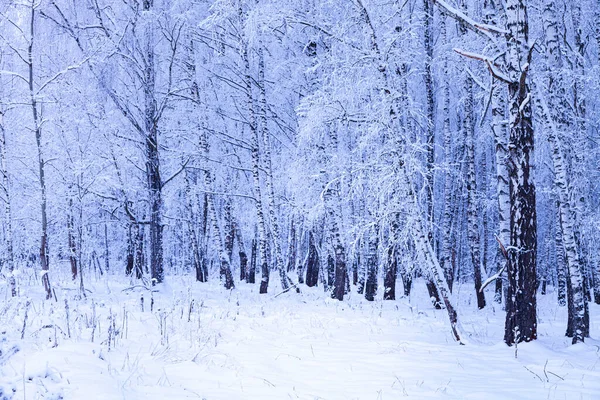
[1,276,600,399]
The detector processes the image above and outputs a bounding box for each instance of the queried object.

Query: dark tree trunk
[494,271,503,304]
[126,224,134,276]
[247,238,257,284]
[286,219,297,273]
[327,253,335,288]
[195,255,206,282]
[104,224,110,273]
[502,0,538,346]
[332,245,346,301]
[364,228,378,301]
[384,244,397,300]
[143,0,163,286]
[352,256,358,285]
[566,270,574,337]
[426,281,442,309]
[239,251,248,281]
[67,197,78,280]
[223,199,234,262]
[402,273,412,297]
[259,261,269,294]
[135,224,144,280]
[305,231,319,287]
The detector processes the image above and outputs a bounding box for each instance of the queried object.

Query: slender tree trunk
[0,114,16,297]
[422,0,442,308]
[223,198,235,263]
[384,215,400,300]
[325,190,346,300]
[134,223,144,279]
[258,47,292,291]
[142,0,163,285]
[126,223,134,276]
[199,127,234,289]
[67,195,78,280]
[286,218,297,273]
[305,230,319,287]
[556,204,567,306]
[400,243,413,297]
[236,224,248,281]
[464,75,485,309]
[242,43,270,294]
[541,1,588,343]
[439,15,456,292]
[247,237,257,284]
[185,172,206,282]
[364,225,378,301]
[104,224,110,274]
[28,5,51,300]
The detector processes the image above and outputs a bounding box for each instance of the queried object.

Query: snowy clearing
[1,276,599,400]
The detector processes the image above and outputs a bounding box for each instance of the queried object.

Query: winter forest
[0,0,600,398]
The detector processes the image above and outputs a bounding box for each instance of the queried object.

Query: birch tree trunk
[422,0,442,308]
[322,143,347,301]
[196,122,234,288]
[364,224,378,301]
[143,0,164,285]
[384,215,399,300]
[305,230,319,287]
[243,44,270,294]
[439,15,456,291]
[28,4,52,300]
[258,46,292,291]
[556,203,567,306]
[464,74,485,309]
[540,2,588,343]
[67,195,78,280]
[0,113,16,297]
[503,0,537,345]
[185,171,206,282]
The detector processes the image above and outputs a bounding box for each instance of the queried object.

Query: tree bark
[258,46,292,291]
[503,0,537,346]
[541,1,588,343]
[0,112,16,297]
[143,0,164,285]
[305,230,319,287]
[28,5,52,300]
[464,75,486,309]
[364,225,378,301]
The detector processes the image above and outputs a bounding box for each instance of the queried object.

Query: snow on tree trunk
[67,194,78,281]
[258,46,292,291]
[305,230,319,287]
[502,0,537,346]
[464,75,486,310]
[555,204,567,306]
[384,215,400,300]
[236,224,248,282]
[247,237,257,284]
[185,172,206,282]
[439,15,456,292]
[28,5,52,300]
[422,0,443,309]
[322,164,347,301]
[142,0,164,286]
[240,42,270,293]
[0,113,16,297]
[540,2,588,343]
[364,225,378,301]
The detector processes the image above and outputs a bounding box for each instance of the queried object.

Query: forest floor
[1,273,600,400]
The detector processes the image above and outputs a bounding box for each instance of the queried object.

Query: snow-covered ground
[1,274,599,399]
